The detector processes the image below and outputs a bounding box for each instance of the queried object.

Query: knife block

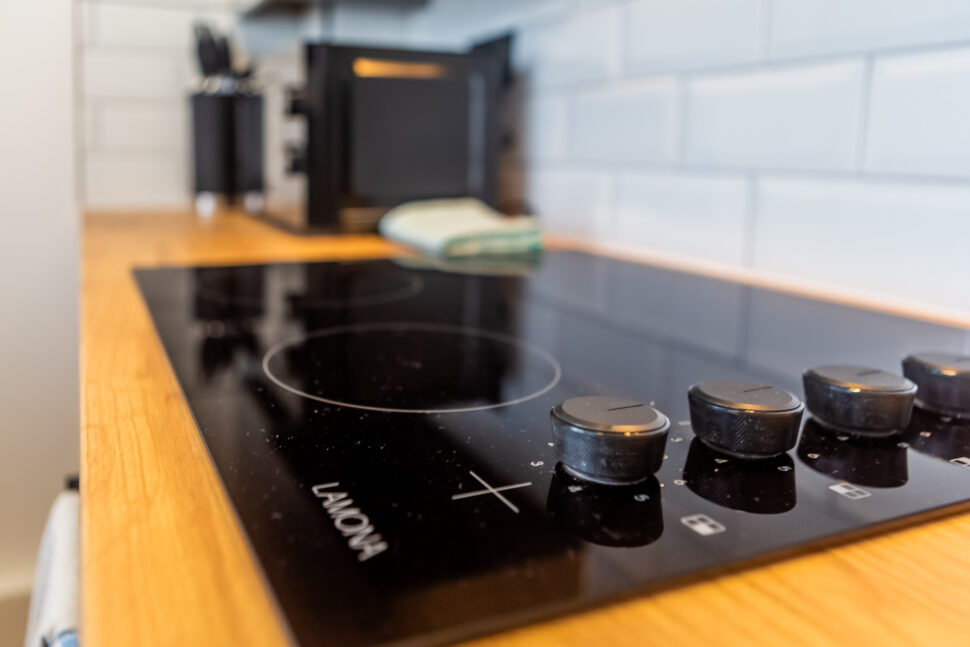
[191,91,264,214]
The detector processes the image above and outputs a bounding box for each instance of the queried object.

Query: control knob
[550,396,669,485]
[688,380,803,458]
[903,353,970,418]
[803,365,916,433]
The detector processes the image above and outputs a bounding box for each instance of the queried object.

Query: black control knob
[550,396,669,485]
[688,380,803,458]
[903,353,970,418]
[803,365,916,433]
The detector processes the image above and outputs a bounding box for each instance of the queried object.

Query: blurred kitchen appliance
[191,24,265,216]
[259,38,510,233]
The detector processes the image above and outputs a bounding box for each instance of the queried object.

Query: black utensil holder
[191,91,264,202]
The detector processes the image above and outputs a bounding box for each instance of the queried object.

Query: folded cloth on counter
[24,490,79,647]
[379,198,542,257]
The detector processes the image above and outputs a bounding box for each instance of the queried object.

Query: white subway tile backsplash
[625,0,763,74]
[523,93,568,161]
[753,177,970,311]
[685,61,864,170]
[331,3,415,46]
[84,3,234,50]
[87,101,187,152]
[770,0,970,60]
[404,0,571,51]
[611,172,748,265]
[569,79,679,164]
[866,48,970,177]
[527,169,611,238]
[84,152,189,209]
[528,4,622,87]
[77,0,224,209]
[83,50,183,99]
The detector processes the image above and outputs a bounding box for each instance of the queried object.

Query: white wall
[0,0,79,641]
[406,0,970,316]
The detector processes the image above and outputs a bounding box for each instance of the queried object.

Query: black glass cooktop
[135,251,970,647]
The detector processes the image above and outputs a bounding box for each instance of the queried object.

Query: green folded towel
[378,198,542,257]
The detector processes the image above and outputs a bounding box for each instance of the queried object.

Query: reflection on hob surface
[903,407,970,465]
[135,252,970,647]
[547,465,664,547]
[797,419,909,488]
[683,439,797,514]
[196,262,423,309]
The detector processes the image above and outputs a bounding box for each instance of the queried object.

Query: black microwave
[260,37,510,233]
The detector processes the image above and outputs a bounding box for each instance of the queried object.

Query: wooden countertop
[83,210,970,647]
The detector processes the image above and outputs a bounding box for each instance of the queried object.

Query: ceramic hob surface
[134,252,970,647]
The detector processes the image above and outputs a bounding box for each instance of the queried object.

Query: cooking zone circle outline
[262,321,563,414]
